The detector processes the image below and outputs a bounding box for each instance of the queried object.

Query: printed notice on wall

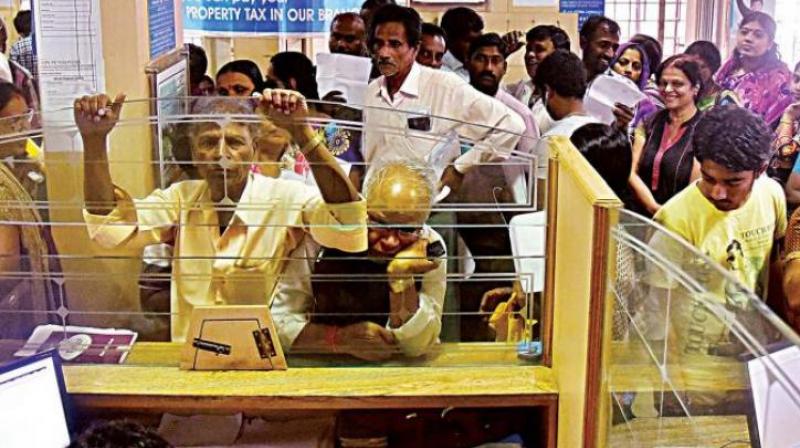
[149,0,177,60]
[559,0,605,29]
[33,0,105,151]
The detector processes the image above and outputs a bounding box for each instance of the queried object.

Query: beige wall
[47,0,183,327]
[199,2,581,85]
[415,1,579,87]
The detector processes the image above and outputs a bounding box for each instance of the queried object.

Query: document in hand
[584,73,646,125]
[316,53,373,106]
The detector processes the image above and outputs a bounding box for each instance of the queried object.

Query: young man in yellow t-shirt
[648,106,786,359]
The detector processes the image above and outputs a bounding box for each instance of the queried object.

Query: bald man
[272,161,446,360]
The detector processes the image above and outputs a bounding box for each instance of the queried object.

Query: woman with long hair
[716,12,792,127]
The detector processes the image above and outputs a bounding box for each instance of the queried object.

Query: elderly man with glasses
[271,160,446,360]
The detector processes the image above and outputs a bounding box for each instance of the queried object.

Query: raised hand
[256,89,310,139]
[74,93,126,140]
[501,30,525,57]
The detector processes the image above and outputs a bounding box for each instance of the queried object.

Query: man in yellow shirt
[76,91,366,341]
[650,105,786,358]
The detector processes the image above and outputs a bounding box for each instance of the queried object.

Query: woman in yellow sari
[0,82,63,340]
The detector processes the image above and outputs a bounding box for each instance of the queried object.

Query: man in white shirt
[363,4,524,195]
[532,50,600,205]
[439,7,483,81]
[272,161,446,360]
[505,25,571,110]
[534,50,600,143]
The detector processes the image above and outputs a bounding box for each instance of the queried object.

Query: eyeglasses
[0,109,34,133]
[368,218,422,237]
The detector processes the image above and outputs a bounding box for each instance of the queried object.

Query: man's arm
[451,83,525,174]
[385,235,446,356]
[272,241,396,361]
[75,93,126,215]
[259,89,358,203]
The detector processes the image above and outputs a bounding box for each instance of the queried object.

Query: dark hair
[570,123,633,200]
[368,4,422,48]
[685,40,722,74]
[269,52,319,100]
[630,34,662,75]
[693,105,773,172]
[12,10,30,36]
[0,82,24,111]
[526,25,571,51]
[534,50,587,99]
[468,32,506,59]
[200,75,214,85]
[186,43,209,84]
[580,15,620,43]
[361,0,395,13]
[68,420,172,448]
[656,55,704,99]
[741,11,776,41]
[332,12,364,27]
[440,7,483,41]
[611,43,650,90]
[216,59,265,94]
[421,22,447,42]
[736,12,780,66]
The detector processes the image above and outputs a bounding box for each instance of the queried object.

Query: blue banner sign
[559,0,605,29]
[149,0,177,59]
[183,0,361,35]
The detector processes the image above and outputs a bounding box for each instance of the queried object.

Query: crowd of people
[0,1,799,361]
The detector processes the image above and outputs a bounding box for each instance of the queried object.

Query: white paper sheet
[748,346,800,447]
[584,72,646,126]
[508,212,547,293]
[316,53,373,106]
[33,0,105,152]
[426,132,461,203]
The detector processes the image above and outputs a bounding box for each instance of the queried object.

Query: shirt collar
[228,172,266,227]
[442,51,463,72]
[378,62,422,103]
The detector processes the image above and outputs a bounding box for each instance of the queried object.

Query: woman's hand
[784,103,800,121]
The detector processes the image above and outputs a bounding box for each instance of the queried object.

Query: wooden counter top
[62,342,557,412]
[608,416,751,447]
[608,342,748,392]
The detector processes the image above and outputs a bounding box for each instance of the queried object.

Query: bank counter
[0,101,797,447]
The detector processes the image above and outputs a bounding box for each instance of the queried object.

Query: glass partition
[606,209,800,447]
[0,97,546,368]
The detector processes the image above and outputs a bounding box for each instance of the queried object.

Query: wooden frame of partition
[542,136,622,448]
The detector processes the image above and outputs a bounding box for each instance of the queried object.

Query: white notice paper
[33,0,105,151]
[584,72,646,126]
[748,346,800,448]
[316,53,373,106]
